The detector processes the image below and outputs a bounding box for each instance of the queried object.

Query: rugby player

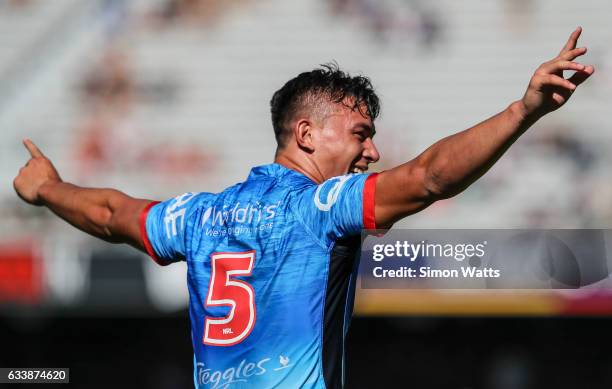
[13,28,594,388]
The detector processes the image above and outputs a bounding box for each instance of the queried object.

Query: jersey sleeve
[292,173,378,246]
[140,192,203,265]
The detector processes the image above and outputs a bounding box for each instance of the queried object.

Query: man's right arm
[13,139,153,252]
[373,27,595,228]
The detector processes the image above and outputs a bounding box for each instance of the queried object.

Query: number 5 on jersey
[203,251,256,346]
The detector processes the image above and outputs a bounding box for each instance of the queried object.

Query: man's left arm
[13,139,153,251]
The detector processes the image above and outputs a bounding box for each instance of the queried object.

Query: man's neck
[274,151,326,184]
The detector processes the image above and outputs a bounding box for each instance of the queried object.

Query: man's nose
[363,138,380,163]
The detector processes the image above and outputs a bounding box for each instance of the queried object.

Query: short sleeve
[292,173,378,246]
[140,192,202,265]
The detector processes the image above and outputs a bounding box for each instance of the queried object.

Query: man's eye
[355,133,366,141]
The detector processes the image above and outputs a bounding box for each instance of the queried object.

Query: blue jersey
[140,163,377,388]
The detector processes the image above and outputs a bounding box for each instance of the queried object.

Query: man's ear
[294,119,315,152]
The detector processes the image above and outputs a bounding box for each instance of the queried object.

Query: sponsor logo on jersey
[314,175,352,211]
[200,201,281,237]
[201,201,280,227]
[196,358,269,388]
[195,354,291,388]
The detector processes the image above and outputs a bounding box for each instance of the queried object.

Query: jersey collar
[247,163,315,186]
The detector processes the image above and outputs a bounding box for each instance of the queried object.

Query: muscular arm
[13,140,153,251]
[374,27,595,228]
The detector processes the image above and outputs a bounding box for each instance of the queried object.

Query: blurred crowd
[1,0,610,229]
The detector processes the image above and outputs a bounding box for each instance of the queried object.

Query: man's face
[311,102,380,179]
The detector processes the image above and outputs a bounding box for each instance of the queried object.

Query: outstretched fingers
[23,139,45,158]
[539,60,586,74]
[561,46,587,61]
[534,74,576,91]
[568,65,595,87]
[559,26,582,55]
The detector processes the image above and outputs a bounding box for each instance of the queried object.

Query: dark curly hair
[270,63,380,148]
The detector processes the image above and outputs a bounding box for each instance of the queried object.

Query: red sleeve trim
[363,173,378,230]
[139,201,168,266]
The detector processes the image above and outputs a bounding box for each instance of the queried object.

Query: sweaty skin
[14,28,594,243]
[275,27,594,228]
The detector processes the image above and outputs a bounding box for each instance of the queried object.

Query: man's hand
[374,28,596,228]
[13,139,62,206]
[13,138,152,250]
[520,27,595,118]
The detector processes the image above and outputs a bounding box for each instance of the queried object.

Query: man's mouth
[350,165,367,174]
